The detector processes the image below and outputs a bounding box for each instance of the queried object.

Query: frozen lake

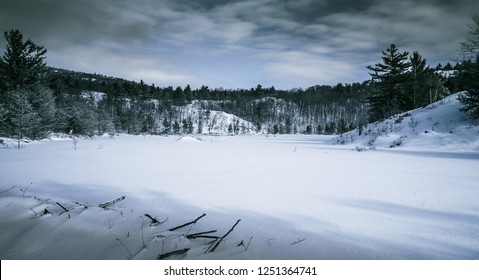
[1,135,479,259]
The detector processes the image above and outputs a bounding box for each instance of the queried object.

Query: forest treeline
[46,67,375,136]
[1,15,479,141]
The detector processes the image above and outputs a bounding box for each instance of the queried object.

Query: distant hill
[43,67,372,136]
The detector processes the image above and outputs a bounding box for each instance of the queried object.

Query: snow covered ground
[1,94,479,260]
[335,92,479,152]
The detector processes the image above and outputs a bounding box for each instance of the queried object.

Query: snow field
[1,134,479,259]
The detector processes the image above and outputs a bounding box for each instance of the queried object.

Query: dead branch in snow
[0,185,17,195]
[98,196,125,209]
[186,230,218,239]
[116,237,133,259]
[168,213,206,231]
[238,236,253,251]
[157,248,190,260]
[56,202,69,213]
[191,235,219,240]
[291,238,306,246]
[208,219,241,253]
[20,183,32,197]
[144,213,159,224]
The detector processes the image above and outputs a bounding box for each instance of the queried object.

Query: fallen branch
[291,238,306,246]
[144,214,168,225]
[0,185,17,195]
[72,201,89,208]
[168,213,206,231]
[238,236,253,251]
[98,196,125,209]
[245,236,253,251]
[187,235,219,240]
[144,214,159,224]
[21,183,32,197]
[56,202,69,213]
[157,248,190,260]
[208,219,241,253]
[186,230,217,239]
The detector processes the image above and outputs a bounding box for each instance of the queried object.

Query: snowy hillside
[335,92,479,151]
[180,101,259,135]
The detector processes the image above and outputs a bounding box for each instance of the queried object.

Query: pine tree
[0,29,47,92]
[0,31,54,140]
[173,120,181,134]
[458,15,479,118]
[408,51,430,108]
[29,85,56,139]
[366,44,411,121]
[2,88,35,144]
[460,15,479,60]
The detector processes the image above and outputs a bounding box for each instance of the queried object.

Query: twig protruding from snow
[144,213,159,224]
[208,219,241,253]
[157,248,190,260]
[186,230,218,239]
[98,196,126,209]
[144,213,168,225]
[291,238,306,246]
[56,202,69,213]
[168,213,206,231]
[0,185,17,195]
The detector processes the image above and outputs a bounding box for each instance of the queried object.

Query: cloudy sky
[0,0,476,89]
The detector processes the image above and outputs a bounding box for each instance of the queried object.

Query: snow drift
[335,92,479,152]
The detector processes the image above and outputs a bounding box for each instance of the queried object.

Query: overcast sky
[0,0,476,89]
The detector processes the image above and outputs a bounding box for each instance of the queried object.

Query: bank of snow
[335,92,479,152]
[178,136,202,142]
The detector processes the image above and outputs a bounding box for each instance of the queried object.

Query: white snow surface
[81,91,106,106]
[1,93,479,260]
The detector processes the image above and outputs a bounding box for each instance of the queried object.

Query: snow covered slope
[182,101,258,135]
[335,92,479,152]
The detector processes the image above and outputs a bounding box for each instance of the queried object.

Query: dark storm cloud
[0,0,156,46]
[0,0,477,88]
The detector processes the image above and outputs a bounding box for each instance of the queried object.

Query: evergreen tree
[1,85,55,140]
[0,29,47,92]
[2,88,35,143]
[64,98,98,136]
[272,124,279,134]
[29,85,56,139]
[197,112,203,134]
[173,120,181,134]
[305,125,312,134]
[316,124,323,135]
[458,15,479,118]
[0,30,54,139]
[182,119,189,134]
[460,15,479,60]
[337,119,347,134]
[162,118,171,134]
[285,117,292,134]
[366,44,411,121]
[408,51,430,108]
